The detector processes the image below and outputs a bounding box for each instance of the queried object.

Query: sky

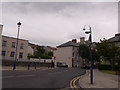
[1,2,118,47]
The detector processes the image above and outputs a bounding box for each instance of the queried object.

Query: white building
[2,36,29,63]
[54,39,82,67]
[0,25,3,62]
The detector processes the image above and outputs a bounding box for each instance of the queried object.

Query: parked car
[57,62,68,68]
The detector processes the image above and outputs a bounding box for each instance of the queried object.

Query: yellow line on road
[70,70,89,90]
[70,76,81,90]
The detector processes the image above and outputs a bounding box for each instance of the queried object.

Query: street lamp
[13,22,21,70]
[83,25,93,84]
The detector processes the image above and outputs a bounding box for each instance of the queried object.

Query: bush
[97,64,119,71]
[98,64,112,70]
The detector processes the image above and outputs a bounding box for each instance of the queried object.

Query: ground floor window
[19,52,23,59]
[10,51,15,57]
[2,51,6,56]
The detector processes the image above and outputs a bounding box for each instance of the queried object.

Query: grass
[100,70,117,75]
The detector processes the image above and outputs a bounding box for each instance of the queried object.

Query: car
[56,62,68,68]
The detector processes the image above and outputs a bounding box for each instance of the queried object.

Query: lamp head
[17,22,21,26]
[85,31,90,34]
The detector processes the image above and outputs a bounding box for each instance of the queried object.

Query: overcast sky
[1,2,118,47]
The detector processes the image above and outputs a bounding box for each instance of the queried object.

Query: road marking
[48,69,70,75]
[70,70,89,90]
[70,75,83,90]
[2,74,35,79]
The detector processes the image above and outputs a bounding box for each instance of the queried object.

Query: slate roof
[108,33,120,42]
[57,41,80,48]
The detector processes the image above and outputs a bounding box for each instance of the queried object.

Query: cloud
[2,2,118,47]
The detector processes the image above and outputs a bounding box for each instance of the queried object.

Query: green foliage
[97,64,119,71]
[27,54,34,59]
[47,51,53,57]
[31,46,53,59]
[40,54,52,59]
[91,49,100,63]
[78,44,90,60]
[96,39,119,70]
[97,39,118,61]
[97,64,112,70]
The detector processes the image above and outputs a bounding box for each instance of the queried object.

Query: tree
[48,51,53,57]
[33,46,45,58]
[32,46,53,59]
[91,49,100,64]
[96,39,119,70]
[78,44,90,62]
[27,53,33,60]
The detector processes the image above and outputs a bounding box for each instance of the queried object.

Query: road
[2,68,85,89]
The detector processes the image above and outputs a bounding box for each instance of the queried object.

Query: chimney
[72,39,77,43]
[80,37,85,43]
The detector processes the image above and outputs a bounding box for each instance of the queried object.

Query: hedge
[97,64,119,71]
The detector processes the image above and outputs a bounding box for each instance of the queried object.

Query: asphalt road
[2,68,85,89]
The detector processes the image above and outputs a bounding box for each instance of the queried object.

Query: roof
[57,41,79,48]
[2,35,28,42]
[108,33,120,42]
[47,46,57,50]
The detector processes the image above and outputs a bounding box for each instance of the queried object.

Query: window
[19,52,23,58]
[72,52,74,57]
[11,42,16,48]
[10,51,15,57]
[2,51,6,56]
[2,40,7,47]
[20,43,24,49]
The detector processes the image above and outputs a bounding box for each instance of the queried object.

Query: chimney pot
[72,39,77,43]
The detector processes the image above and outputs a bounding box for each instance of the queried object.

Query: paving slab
[79,69,119,88]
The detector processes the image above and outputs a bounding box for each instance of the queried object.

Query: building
[54,39,82,67]
[0,25,3,62]
[108,33,120,47]
[2,36,29,63]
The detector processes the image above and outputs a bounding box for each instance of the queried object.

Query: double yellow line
[70,76,81,90]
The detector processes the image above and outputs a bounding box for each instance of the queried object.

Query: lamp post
[13,22,21,70]
[83,25,93,84]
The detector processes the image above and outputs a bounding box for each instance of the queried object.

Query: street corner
[69,70,89,89]
[70,76,82,90]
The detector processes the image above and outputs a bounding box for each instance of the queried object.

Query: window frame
[2,51,6,56]
[10,51,15,57]
[2,40,7,47]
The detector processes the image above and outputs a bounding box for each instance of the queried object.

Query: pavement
[79,69,119,88]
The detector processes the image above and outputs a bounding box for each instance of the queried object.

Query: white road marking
[48,69,70,75]
[1,74,35,79]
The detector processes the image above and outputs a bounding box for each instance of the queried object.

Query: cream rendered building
[54,39,82,67]
[2,36,29,62]
[0,25,3,63]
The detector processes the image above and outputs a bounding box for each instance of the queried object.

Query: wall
[2,36,29,61]
[54,46,73,67]
[0,24,3,90]
[28,45,34,55]
[0,25,3,60]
